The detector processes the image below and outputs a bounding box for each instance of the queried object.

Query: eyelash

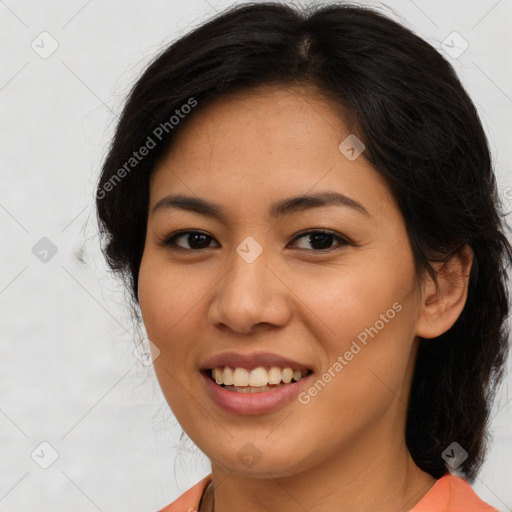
[157,229,352,252]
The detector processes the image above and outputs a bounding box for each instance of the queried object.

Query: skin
[138,84,473,512]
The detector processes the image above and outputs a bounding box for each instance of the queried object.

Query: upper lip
[200,351,313,372]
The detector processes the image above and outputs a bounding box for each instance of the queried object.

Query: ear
[415,244,474,339]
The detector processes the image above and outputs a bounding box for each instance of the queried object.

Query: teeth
[249,367,268,387]
[223,367,234,385]
[282,368,293,384]
[233,368,249,386]
[268,367,282,385]
[210,366,308,387]
[213,368,223,385]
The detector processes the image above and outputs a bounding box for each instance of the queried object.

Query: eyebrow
[151,191,370,220]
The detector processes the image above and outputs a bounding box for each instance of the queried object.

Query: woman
[95,2,511,511]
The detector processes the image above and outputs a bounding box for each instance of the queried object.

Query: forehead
[148,85,397,225]
[166,84,354,156]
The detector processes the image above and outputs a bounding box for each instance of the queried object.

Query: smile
[210,366,312,392]
[201,367,315,415]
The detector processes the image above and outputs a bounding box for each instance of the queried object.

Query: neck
[209,428,437,512]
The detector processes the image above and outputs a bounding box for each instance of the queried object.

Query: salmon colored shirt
[157,473,500,512]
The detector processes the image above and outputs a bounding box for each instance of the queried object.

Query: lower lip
[201,371,313,415]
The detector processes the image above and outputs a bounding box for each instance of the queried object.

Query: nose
[207,248,292,334]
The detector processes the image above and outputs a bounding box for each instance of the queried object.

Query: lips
[201,366,315,414]
[200,351,313,373]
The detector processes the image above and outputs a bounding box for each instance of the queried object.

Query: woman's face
[138,85,426,477]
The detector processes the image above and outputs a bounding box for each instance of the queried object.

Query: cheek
[137,255,204,418]
[293,256,415,341]
[138,255,189,343]
[138,251,179,311]
[137,253,215,367]
[138,260,167,338]
[291,252,419,395]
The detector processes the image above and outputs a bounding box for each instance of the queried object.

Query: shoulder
[410,473,500,512]
[157,474,213,512]
[156,472,499,512]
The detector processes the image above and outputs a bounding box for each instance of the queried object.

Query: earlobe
[415,244,474,339]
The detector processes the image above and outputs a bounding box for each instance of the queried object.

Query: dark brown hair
[95,1,512,483]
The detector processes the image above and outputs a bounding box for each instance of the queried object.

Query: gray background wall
[1,0,511,510]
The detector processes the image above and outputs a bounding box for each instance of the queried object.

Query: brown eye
[158,229,351,252]
[159,231,219,250]
[289,230,351,251]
